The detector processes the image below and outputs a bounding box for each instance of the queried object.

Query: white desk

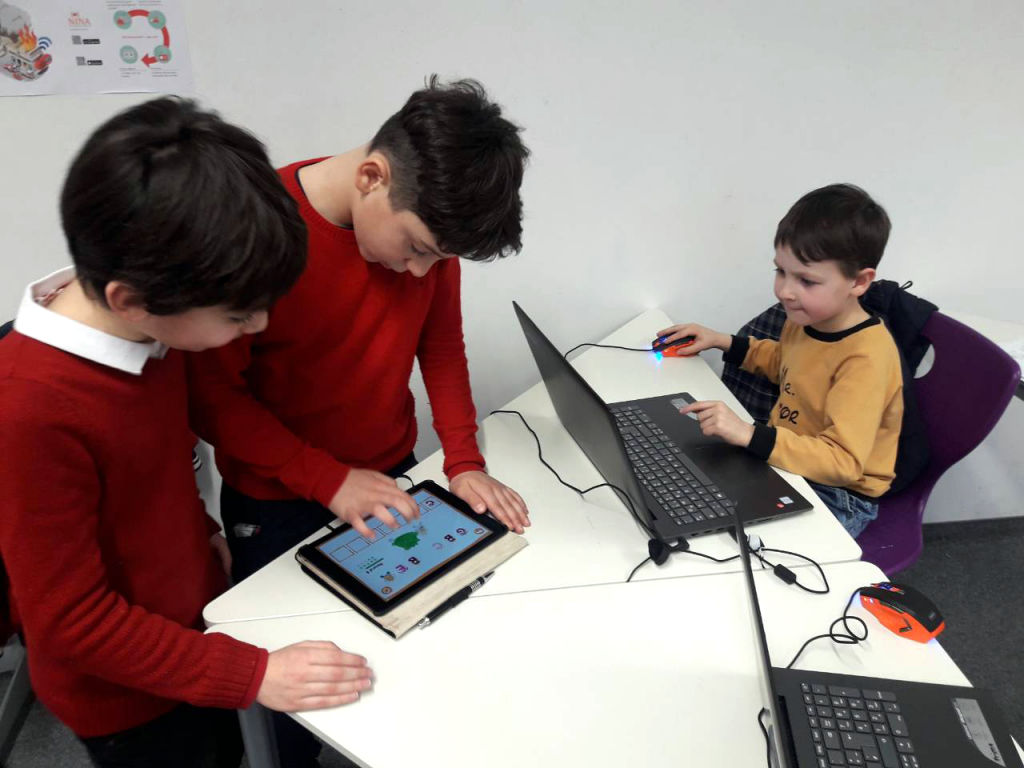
[210,561,1022,768]
[204,309,860,627]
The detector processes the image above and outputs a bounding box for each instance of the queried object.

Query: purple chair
[858,312,1021,575]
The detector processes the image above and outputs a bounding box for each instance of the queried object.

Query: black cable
[580,482,655,538]
[681,549,741,565]
[626,540,741,582]
[785,588,868,670]
[562,342,651,360]
[626,557,652,583]
[752,546,830,595]
[490,410,655,538]
[757,708,771,768]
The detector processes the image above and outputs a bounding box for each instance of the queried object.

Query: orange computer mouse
[651,335,696,358]
[859,582,945,643]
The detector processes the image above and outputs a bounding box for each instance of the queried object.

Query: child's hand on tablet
[449,471,530,534]
[328,469,420,539]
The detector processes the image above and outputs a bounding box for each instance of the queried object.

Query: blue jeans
[807,481,878,539]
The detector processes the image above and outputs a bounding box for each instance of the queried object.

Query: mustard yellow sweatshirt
[723,316,903,497]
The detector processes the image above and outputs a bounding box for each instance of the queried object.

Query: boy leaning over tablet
[186,71,531,768]
[0,98,371,768]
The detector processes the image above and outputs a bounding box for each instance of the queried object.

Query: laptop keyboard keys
[886,714,908,737]
[877,736,899,768]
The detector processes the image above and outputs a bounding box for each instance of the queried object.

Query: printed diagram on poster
[112,7,174,69]
[0,0,193,96]
[0,1,52,82]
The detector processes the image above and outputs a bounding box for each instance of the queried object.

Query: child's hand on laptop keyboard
[655,323,732,355]
[678,400,755,448]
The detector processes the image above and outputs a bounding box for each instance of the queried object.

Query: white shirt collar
[13,267,168,375]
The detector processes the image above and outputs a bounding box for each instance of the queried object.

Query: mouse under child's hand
[449,471,530,534]
[679,400,755,448]
[327,469,420,539]
[655,323,731,355]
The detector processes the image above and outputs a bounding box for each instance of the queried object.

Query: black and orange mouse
[860,582,945,643]
[651,335,696,358]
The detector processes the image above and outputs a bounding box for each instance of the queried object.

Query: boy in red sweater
[0,98,372,768]
[188,75,531,570]
[187,76,530,765]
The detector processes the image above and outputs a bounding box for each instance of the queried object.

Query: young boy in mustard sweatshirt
[658,184,902,538]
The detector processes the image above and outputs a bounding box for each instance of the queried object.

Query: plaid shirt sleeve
[720,303,786,424]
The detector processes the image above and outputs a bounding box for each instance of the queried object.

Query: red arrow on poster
[142,53,157,67]
[128,9,148,17]
[162,27,170,47]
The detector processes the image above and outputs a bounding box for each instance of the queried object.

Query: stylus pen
[417,572,495,629]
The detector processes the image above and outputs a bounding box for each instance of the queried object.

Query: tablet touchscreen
[315,485,496,603]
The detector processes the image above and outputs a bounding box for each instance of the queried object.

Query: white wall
[2,0,1022,524]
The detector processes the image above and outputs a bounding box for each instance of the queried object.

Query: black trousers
[81,704,242,768]
[220,453,417,768]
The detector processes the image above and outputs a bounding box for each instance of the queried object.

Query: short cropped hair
[369,75,529,262]
[775,183,891,278]
[61,96,307,315]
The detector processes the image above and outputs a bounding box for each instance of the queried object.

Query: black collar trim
[803,315,880,342]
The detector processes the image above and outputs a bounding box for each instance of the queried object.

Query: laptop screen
[513,302,654,533]
[734,511,795,768]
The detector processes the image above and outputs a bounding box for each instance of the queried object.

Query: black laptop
[513,302,812,541]
[734,510,1022,768]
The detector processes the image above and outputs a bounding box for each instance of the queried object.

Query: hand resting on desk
[257,641,373,712]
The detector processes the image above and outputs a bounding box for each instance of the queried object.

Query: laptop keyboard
[610,405,736,527]
[801,683,919,767]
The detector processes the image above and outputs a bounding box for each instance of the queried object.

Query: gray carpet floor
[897,516,1024,738]
[2,516,1021,766]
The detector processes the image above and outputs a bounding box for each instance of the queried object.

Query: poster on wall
[0,0,193,96]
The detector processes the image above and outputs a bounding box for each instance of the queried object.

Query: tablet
[296,479,507,615]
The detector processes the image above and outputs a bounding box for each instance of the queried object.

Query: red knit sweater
[186,158,485,506]
[0,333,267,737]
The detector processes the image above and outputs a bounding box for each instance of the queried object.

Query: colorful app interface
[317,489,491,601]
